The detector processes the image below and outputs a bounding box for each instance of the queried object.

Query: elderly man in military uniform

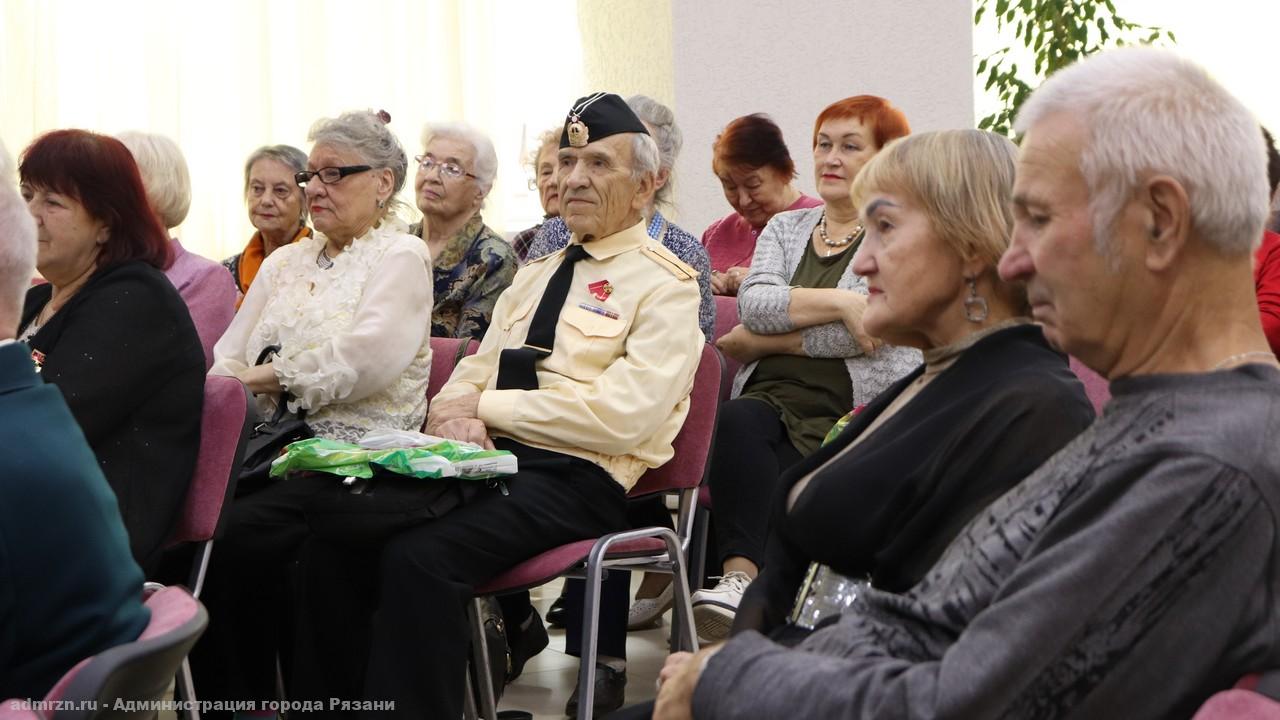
[304,93,703,719]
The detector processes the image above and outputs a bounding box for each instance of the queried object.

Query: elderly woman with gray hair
[117,130,236,367]
[527,94,714,341]
[409,122,517,340]
[195,110,433,709]
[224,144,314,304]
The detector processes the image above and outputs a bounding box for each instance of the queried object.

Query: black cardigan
[21,261,205,570]
[734,323,1096,637]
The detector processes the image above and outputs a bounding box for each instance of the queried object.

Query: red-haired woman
[16,129,204,572]
[690,96,919,639]
[702,114,822,295]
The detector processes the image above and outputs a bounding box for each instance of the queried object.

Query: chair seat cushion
[476,536,667,595]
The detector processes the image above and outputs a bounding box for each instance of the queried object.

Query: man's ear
[632,171,656,212]
[1142,174,1191,272]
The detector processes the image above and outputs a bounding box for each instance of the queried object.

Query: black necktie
[496,243,591,390]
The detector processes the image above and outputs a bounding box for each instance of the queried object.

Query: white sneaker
[691,571,751,642]
[627,581,674,631]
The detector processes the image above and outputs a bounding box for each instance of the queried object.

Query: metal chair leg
[176,658,201,720]
[577,562,607,720]
[468,598,499,720]
[663,533,700,654]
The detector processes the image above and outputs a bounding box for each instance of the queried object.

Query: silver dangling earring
[376,198,386,209]
[964,277,989,323]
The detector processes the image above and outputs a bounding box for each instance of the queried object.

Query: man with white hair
[0,142,149,698]
[641,47,1280,720]
[410,122,517,340]
[297,93,702,719]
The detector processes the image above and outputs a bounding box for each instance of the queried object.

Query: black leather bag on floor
[236,345,314,496]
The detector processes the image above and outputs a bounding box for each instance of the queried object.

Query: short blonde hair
[852,129,1018,271]
[116,130,191,230]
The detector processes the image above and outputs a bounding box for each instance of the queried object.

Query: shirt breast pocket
[558,305,627,378]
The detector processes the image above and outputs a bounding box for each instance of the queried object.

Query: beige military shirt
[434,220,702,490]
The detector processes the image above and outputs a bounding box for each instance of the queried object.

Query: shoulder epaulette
[641,243,696,281]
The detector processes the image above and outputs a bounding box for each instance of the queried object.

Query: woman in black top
[730,129,1096,640]
[16,129,204,571]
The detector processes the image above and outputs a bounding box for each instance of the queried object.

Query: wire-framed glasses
[415,155,477,180]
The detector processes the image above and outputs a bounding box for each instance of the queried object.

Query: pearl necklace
[1210,350,1277,371]
[818,211,862,249]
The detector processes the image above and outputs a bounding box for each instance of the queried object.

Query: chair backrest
[712,295,738,343]
[1068,355,1111,416]
[428,337,465,402]
[42,586,208,719]
[712,296,742,393]
[630,343,724,497]
[166,376,253,547]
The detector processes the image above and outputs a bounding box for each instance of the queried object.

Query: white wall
[670,0,974,235]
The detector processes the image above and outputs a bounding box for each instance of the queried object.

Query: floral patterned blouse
[210,221,434,443]
[411,214,518,341]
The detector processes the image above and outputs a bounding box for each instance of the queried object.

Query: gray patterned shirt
[696,364,1280,720]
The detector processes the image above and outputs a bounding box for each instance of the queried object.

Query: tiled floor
[499,577,672,719]
[162,576,676,719]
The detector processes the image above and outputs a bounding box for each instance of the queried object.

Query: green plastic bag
[269,437,517,480]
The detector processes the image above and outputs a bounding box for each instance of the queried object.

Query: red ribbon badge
[31,348,45,373]
[587,280,613,302]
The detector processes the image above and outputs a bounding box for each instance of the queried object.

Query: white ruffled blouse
[211,221,434,443]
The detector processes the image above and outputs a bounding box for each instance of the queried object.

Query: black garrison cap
[560,92,650,149]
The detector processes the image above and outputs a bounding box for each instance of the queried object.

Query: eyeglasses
[295,165,372,186]
[415,155,477,181]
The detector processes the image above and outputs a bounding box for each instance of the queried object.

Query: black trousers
[187,472,336,715]
[296,441,629,720]
[708,398,803,568]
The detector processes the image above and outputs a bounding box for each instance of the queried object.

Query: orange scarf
[235,226,312,307]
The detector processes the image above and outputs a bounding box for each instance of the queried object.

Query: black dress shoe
[546,593,568,628]
[506,607,550,683]
[563,663,627,717]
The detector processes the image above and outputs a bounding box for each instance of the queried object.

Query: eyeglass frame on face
[295,165,373,187]
[415,155,477,181]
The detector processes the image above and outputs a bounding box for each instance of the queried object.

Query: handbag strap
[254,344,307,422]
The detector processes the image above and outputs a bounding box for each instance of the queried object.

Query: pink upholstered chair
[427,337,466,403]
[157,374,252,719]
[712,295,741,394]
[465,344,724,720]
[0,586,208,720]
[1194,674,1280,719]
[165,375,254,594]
[1193,690,1280,719]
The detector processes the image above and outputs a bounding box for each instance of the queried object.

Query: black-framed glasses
[295,165,373,186]
[415,155,477,181]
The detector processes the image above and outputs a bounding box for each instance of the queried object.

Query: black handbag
[301,468,485,547]
[236,345,314,496]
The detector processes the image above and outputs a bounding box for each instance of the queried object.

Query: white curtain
[0,0,585,261]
